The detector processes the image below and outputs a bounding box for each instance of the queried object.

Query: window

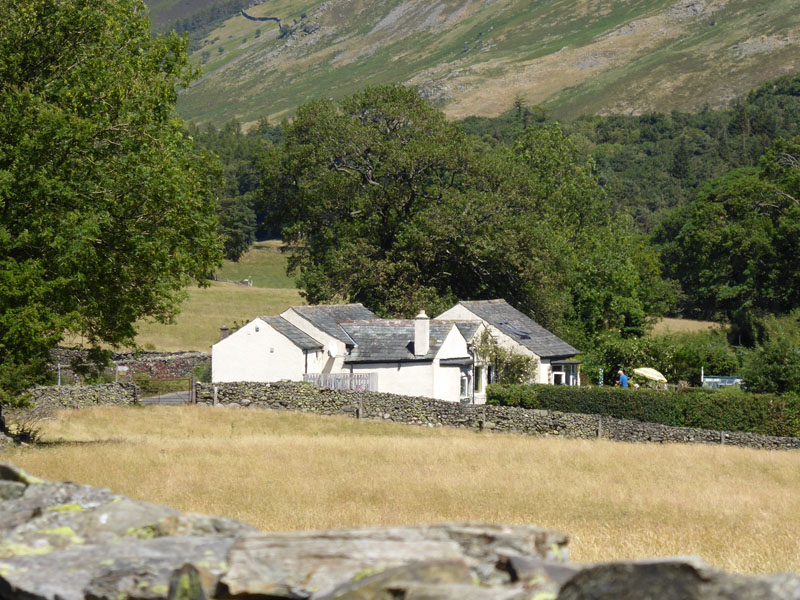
[474,366,485,393]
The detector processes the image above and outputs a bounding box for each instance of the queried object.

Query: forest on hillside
[193,74,800,393]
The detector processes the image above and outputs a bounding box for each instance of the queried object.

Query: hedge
[486,384,800,437]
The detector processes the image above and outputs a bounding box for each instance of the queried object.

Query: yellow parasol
[633,367,667,383]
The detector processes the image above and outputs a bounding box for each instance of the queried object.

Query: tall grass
[7,406,800,574]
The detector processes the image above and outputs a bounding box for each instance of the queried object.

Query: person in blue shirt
[617,369,628,388]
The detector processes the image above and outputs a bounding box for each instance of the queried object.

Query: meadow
[123,241,302,352]
[7,405,800,575]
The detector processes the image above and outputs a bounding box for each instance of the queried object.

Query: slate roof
[458,300,579,358]
[340,321,464,363]
[452,321,482,341]
[288,303,378,345]
[262,317,322,351]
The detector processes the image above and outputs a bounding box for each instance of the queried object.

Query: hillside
[166,0,800,127]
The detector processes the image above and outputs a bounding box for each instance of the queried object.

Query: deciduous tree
[0,0,222,406]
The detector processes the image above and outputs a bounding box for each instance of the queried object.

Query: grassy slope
[8,406,800,573]
[146,0,222,29]
[173,0,800,127]
[127,242,301,352]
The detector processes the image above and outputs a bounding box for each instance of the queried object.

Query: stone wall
[50,347,210,380]
[195,381,800,450]
[30,383,139,410]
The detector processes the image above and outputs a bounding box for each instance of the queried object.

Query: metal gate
[137,377,194,405]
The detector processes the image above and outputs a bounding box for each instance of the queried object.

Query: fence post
[597,415,603,439]
[190,374,196,404]
[213,386,218,406]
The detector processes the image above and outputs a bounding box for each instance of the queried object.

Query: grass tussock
[6,406,800,574]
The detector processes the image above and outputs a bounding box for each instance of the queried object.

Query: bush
[583,329,739,387]
[740,311,800,395]
[486,384,800,437]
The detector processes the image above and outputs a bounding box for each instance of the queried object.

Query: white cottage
[339,312,474,402]
[211,304,475,402]
[212,299,578,402]
[435,299,581,391]
[211,304,377,383]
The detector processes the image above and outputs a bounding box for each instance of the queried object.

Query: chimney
[414,310,430,357]
[219,326,230,341]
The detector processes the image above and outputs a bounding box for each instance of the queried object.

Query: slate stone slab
[0,536,234,600]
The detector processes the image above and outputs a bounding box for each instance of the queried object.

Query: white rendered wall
[436,325,469,360]
[432,326,471,402]
[350,361,435,398]
[435,305,478,322]
[435,305,544,383]
[212,318,306,383]
[432,361,464,402]
[280,308,347,374]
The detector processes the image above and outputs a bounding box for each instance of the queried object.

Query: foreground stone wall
[1,463,799,600]
[29,383,139,409]
[196,382,800,450]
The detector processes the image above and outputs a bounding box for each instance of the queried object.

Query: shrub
[486,384,800,437]
[740,311,800,395]
[583,329,739,387]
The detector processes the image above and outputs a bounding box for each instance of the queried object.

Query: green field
[123,241,301,352]
[215,240,296,289]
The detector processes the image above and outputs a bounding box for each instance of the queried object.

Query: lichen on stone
[46,502,84,513]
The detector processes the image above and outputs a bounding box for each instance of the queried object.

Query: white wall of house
[435,306,546,384]
[280,308,347,374]
[432,326,472,401]
[435,304,478,323]
[349,361,435,398]
[212,318,309,383]
[433,362,466,403]
[437,325,469,359]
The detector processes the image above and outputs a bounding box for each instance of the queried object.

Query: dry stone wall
[50,347,210,379]
[30,382,138,410]
[195,382,800,450]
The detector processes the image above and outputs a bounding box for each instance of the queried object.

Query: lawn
[7,406,800,574]
[649,317,726,336]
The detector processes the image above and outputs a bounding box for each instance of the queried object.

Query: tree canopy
[265,85,669,346]
[0,0,222,403]
[656,137,800,338]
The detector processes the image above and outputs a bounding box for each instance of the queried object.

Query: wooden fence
[303,373,378,392]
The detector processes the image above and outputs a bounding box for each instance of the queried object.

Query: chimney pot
[414,310,430,357]
[219,326,230,341]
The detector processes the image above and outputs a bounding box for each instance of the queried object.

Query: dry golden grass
[6,406,800,574]
[650,317,727,336]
